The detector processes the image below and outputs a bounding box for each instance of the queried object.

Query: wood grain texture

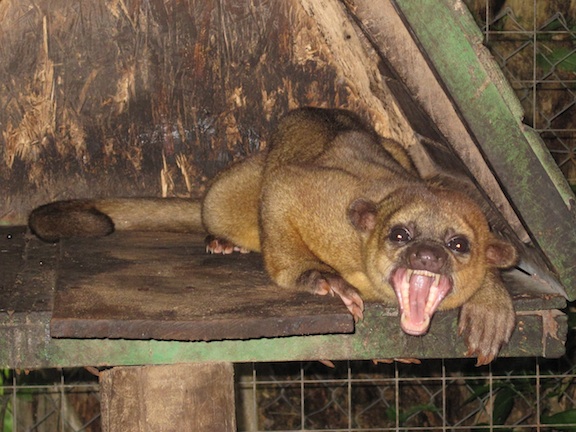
[0,0,411,226]
[0,226,58,313]
[51,231,354,340]
[0,228,568,368]
[100,363,236,432]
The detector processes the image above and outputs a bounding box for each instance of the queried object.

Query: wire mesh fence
[466,0,576,186]
[1,1,575,431]
[2,353,576,431]
[0,369,100,432]
[234,354,576,431]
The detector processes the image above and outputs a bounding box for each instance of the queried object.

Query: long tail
[29,198,203,242]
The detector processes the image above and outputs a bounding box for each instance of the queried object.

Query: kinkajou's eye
[389,226,412,244]
[447,236,470,254]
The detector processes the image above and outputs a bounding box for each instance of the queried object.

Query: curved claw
[314,274,364,323]
[372,358,422,365]
[318,360,336,368]
[458,298,515,366]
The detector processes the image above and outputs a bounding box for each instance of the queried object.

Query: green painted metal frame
[393,0,576,299]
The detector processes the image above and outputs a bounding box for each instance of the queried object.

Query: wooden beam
[100,363,236,432]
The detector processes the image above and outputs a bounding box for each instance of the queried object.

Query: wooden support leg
[100,362,236,432]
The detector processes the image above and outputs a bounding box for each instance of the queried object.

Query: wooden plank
[0,226,57,313]
[344,0,528,241]
[0,230,567,369]
[50,231,354,340]
[1,305,567,369]
[0,227,27,311]
[100,363,236,432]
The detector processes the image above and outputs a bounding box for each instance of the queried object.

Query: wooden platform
[51,231,353,340]
[0,226,568,369]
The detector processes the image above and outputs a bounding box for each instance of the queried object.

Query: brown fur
[29,198,203,242]
[30,107,517,364]
[203,107,517,365]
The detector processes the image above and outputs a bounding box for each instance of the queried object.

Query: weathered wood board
[0,0,417,227]
[50,231,354,341]
[100,363,236,432]
[48,228,566,343]
[0,226,58,314]
[0,227,568,368]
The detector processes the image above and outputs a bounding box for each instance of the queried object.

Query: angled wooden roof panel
[392,0,576,299]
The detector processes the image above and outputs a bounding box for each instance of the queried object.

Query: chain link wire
[235,355,576,431]
[470,0,576,185]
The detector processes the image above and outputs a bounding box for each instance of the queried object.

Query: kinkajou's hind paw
[205,235,250,254]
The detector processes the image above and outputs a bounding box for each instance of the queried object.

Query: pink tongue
[408,273,434,325]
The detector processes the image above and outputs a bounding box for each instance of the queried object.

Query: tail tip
[29,200,114,242]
